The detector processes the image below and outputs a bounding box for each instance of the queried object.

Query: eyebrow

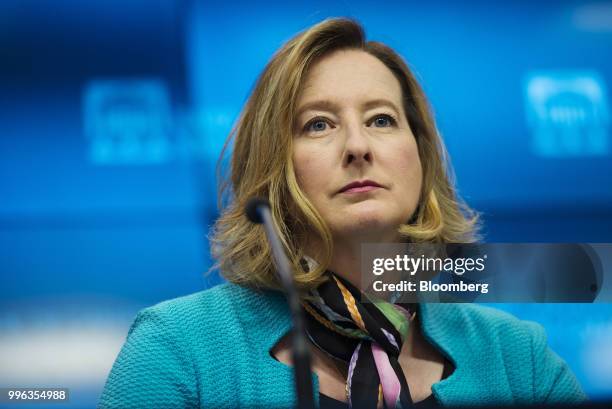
[296,100,339,117]
[296,98,401,117]
[362,99,401,114]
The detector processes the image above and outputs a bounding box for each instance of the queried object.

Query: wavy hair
[209,17,480,291]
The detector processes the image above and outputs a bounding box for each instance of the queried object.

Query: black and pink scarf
[303,269,417,409]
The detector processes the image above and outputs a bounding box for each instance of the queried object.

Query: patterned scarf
[302,268,416,409]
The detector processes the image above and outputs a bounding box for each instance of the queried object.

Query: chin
[331,207,400,239]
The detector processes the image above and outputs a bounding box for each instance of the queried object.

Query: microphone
[245,198,315,409]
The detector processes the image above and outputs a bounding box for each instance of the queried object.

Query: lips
[338,180,383,194]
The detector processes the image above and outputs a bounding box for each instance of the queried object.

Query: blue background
[1,1,611,407]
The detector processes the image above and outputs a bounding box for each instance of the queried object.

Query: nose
[342,119,373,167]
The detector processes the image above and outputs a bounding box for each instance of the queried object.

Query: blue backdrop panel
[0,1,611,407]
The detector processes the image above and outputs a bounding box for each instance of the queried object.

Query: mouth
[338,180,383,194]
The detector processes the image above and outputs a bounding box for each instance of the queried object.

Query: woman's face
[292,49,422,243]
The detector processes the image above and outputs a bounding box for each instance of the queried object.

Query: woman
[99,18,586,409]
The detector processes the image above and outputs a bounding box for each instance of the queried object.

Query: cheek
[292,145,325,195]
[391,140,423,196]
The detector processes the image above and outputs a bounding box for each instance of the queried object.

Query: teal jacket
[99,283,587,408]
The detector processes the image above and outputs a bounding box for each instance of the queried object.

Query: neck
[327,229,402,290]
[327,240,363,288]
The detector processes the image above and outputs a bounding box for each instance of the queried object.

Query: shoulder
[421,303,586,404]
[420,302,546,352]
[422,302,554,367]
[100,283,292,408]
[420,303,542,372]
[422,302,542,340]
[134,282,289,339]
[143,281,266,315]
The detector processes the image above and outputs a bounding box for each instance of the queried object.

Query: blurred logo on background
[525,71,610,157]
[83,79,173,164]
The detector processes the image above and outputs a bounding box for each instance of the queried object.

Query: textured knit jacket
[99,282,587,408]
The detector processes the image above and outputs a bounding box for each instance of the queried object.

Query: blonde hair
[209,17,480,291]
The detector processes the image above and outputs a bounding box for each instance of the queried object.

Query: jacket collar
[239,284,496,406]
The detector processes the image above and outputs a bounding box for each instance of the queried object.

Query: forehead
[297,49,403,108]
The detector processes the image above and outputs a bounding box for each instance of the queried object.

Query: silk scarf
[302,268,416,409]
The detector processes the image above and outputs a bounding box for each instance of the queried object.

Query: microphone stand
[245,198,315,409]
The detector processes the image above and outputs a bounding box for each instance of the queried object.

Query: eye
[369,114,397,128]
[303,117,333,133]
